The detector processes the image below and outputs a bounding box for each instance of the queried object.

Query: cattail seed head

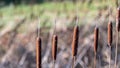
[36,37,42,68]
[94,27,99,54]
[116,7,120,31]
[72,26,79,57]
[108,22,113,46]
[52,35,58,61]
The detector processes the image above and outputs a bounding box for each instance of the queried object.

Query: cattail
[108,22,113,46]
[36,37,42,68]
[116,7,120,31]
[52,35,58,61]
[72,26,79,57]
[94,27,99,55]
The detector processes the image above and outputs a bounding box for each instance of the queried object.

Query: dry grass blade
[52,35,58,61]
[36,37,42,68]
[108,21,113,46]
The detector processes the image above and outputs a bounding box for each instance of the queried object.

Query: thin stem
[114,31,119,68]
[54,20,56,35]
[72,56,76,68]
[94,53,97,68]
[38,18,40,37]
[108,0,110,21]
[53,60,55,68]
[116,0,118,8]
[75,2,78,26]
[76,16,78,26]
[109,46,111,68]
[98,55,101,68]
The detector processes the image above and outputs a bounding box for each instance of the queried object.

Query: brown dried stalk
[72,26,79,57]
[52,35,58,61]
[94,27,99,68]
[108,21,113,46]
[36,37,42,68]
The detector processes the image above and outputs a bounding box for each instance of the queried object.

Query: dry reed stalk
[36,37,42,68]
[52,35,58,68]
[72,25,79,68]
[115,7,120,68]
[94,27,99,68]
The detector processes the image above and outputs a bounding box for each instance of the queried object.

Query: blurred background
[0,0,120,68]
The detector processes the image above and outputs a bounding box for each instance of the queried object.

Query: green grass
[0,1,116,32]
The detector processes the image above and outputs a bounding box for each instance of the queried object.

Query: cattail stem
[52,35,58,68]
[94,27,99,68]
[114,31,119,68]
[116,0,118,8]
[53,60,55,68]
[98,55,101,68]
[36,37,42,68]
[94,53,97,68]
[72,56,76,68]
[109,46,111,68]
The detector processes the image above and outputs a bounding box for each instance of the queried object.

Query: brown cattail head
[108,21,113,46]
[94,27,99,55]
[52,35,58,61]
[72,26,79,57]
[116,7,120,31]
[36,37,42,68]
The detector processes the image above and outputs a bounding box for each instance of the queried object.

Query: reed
[52,35,58,68]
[72,25,79,68]
[36,37,42,68]
[94,27,99,68]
